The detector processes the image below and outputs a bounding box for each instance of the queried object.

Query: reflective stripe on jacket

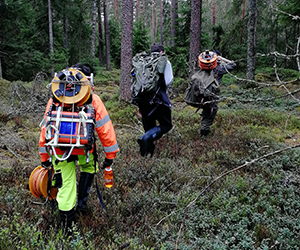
[39,98,53,162]
[92,94,119,159]
[39,94,119,162]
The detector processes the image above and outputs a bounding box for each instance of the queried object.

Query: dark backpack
[131,51,167,103]
[185,69,219,109]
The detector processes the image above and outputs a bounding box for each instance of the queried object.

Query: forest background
[1,0,300,249]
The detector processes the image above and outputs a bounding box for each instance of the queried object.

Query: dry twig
[157,143,300,245]
[186,143,300,209]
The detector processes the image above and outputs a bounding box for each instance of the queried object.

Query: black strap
[95,178,108,216]
[47,166,53,196]
[92,133,108,216]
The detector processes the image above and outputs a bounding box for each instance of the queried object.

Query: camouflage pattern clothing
[200,61,236,136]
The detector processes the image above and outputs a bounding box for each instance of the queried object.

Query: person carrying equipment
[185,50,236,137]
[37,64,119,231]
[131,43,174,157]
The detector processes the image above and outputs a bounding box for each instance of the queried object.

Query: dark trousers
[200,102,218,132]
[138,103,172,135]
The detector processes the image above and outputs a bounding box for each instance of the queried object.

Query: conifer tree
[119,0,133,102]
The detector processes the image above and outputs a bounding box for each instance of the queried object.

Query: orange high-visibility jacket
[39,93,119,162]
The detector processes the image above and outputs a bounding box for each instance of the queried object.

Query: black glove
[102,158,113,169]
[41,160,52,168]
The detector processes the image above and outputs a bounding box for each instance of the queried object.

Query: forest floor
[1,68,300,250]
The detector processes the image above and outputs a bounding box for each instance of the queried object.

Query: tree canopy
[0,0,299,81]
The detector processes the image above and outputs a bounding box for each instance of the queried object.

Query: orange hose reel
[29,166,58,200]
[198,50,218,70]
[51,68,92,107]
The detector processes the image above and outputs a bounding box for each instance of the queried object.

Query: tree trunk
[114,0,119,22]
[91,0,97,60]
[104,0,111,70]
[0,57,2,79]
[63,14,68,50]
[240,0,246,45]
[273,16,278,52]
[189,0,202,76]
[119,0,133,102]
[152,0,155,42]
[160,0,163,45]
[171,0,178,46]
[211,0,215,41]
[155,14,158,41]
[136,0,140,22]
[63,9,68,67]
[143,0,145,22]
[284,26,288,68]
[246,0,257,80]
[98,0,105,66]
[48,0,54,77]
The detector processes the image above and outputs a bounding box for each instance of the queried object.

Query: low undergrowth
[1,70,300,249]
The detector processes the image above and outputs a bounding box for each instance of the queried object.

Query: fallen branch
[170,143,300,246]
[5,145,21,159]
[186,143,300,209]
[175,222,184,250]
[274,57,300,105]
[4,145,32,162]
[272,7,300,21]
[156,143,300,229]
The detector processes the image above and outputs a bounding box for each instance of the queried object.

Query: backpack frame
[131,51,167,104]
[185,69,220,109]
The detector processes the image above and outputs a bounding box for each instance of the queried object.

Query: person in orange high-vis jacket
[38,64,119,231]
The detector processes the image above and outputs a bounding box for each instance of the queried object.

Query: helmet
[51,67,92,106]
[29,166,57,200]
[198,50,218,70]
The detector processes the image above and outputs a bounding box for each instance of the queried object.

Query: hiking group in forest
[28,43,236,233]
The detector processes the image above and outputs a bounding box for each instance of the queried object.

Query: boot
[137,135,149,157]
[59,207,76,233]
[200,129,210,137]
[77,172,94,214]
[138,126,162,157]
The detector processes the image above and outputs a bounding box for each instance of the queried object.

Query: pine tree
[247,0,257,80]
[119,0,133,102]
[189,0,202,76]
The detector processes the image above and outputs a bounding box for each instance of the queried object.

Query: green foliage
[1,1,300,248]
[94,68,120,84]
[212,24,225,49]
[1,73,300,249]
[1,0,300,83]
[255,67,300,82]
[167,46,189,79]
[109,19,122,68]
[133,21,151,55]
[0,0,49,81]
[278,0,300,25]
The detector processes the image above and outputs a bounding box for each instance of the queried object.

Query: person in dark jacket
[137,43,174,156]
[199,50,236,137]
